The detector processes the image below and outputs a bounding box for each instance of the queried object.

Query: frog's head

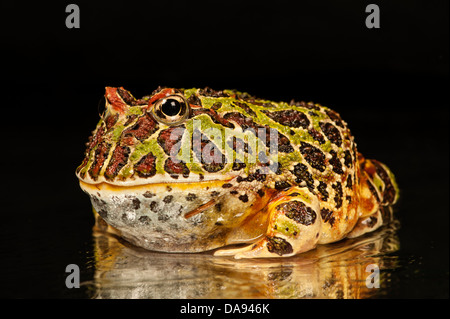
[76,86,281,186]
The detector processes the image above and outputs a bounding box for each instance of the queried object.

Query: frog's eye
[151,95,190,126]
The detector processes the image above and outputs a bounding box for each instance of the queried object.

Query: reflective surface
[82,221,401,299]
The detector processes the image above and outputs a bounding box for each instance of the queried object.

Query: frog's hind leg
[214,187,322,259]
[348,156,399,238]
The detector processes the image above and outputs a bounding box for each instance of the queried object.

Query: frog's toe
[214,244,254,258]
[214,238,291,259]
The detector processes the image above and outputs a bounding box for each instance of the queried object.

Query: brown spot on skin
[104,145,130,180]
[275,181,291,190]
[320,208,335,226]
[230,190,238,195]
[257,189,265,197]
[223,112,294,153]
[228,136,252,155]
[299,142,326,172]
[150,201,159,212]
[131,198,141,209]
[123,114,138,127]
[88,142,111,180]
[308,128,326,144]
[211,191,220,197]
[215,203,222,212]
[238,194,249,202]
[198,87,230,98]
[234,101,257,117]
[325,109,345,128]
[332,182,343,209]
[186,193,197,201]
[320,122,342,147]
[164,157,190,179]
[292,163,315,190]
[157,125,185,156]
[344,150,353,168]
[329,150,344,175]
[192,129,226,172]
[317,181,329,201]
[134,152,157,178]
[232,162,246,171]
[263,109,310,129]
[266,236,294,256]
[346,174,353,190]
[290,100,320,111]
[77,126,105,175]
[143,191,155,198]
[105,113,119,131]
[122,112,159,141]
[163,195,173,204]
[138,216,150,224]
[277,201,317,226]
[366,179,380,203]
[372,160,397,205]
[222,183,232,188]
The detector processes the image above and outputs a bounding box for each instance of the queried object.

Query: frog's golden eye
[151,95,190,126]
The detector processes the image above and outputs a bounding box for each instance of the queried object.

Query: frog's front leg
[214,187,322,259]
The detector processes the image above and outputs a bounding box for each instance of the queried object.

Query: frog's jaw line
[79,179,234,193]
[76,170,237,186]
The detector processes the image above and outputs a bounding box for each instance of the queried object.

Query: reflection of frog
[76,86,399,258]
[88,220,400,299]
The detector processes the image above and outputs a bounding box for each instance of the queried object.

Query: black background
[0,0,448,299]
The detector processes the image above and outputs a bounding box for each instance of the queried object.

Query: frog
[76,86,399,259]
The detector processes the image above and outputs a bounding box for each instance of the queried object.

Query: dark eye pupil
[161,99,181,116]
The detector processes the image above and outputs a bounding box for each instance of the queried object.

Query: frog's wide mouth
[79,178,233,194]
[76,170,238,187]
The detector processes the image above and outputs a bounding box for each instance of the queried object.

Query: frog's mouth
[76,170,239,187]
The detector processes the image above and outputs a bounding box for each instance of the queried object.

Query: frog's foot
[214,187,322,259]
[346,210,382,238]
[347,206,394,238]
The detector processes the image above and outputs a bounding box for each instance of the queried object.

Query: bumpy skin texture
[77,86,399,258]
